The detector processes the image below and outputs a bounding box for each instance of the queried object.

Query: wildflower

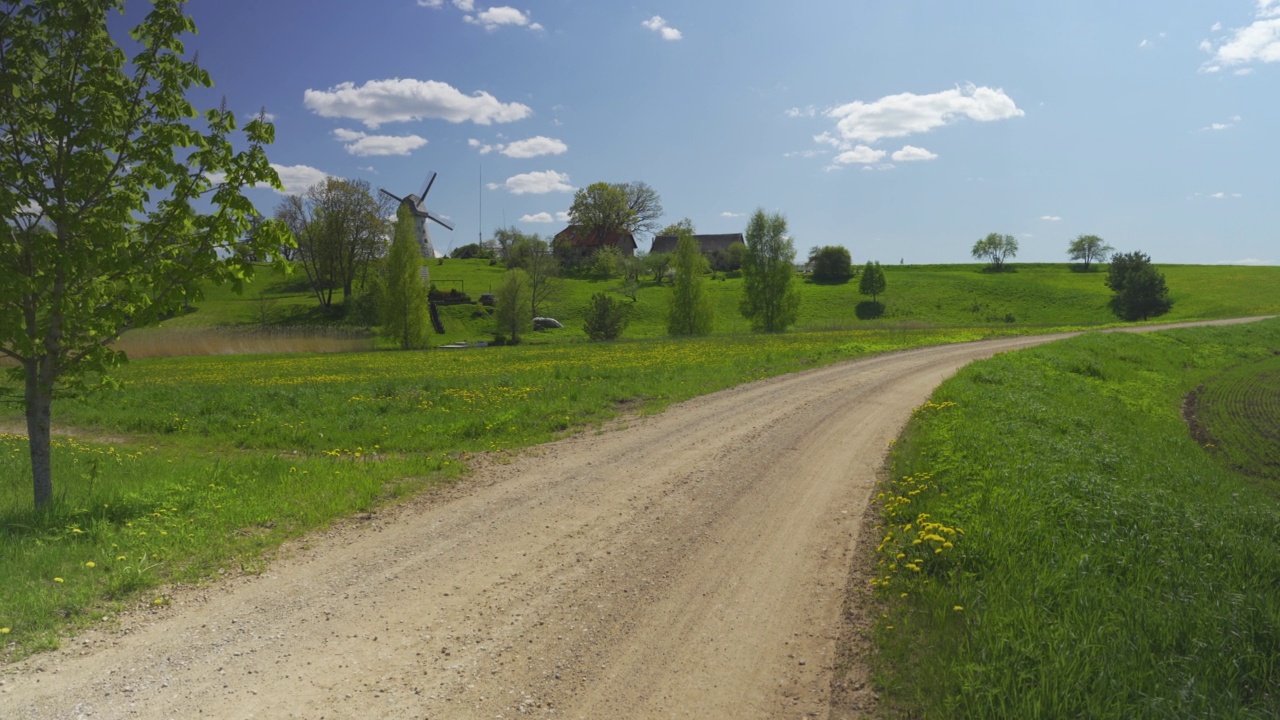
[953,605,964,612]
[0,627,10,634]
[54,577,64,583]
[85,561,96,568]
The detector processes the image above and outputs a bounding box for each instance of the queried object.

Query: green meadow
[3,257,1279,715]
[873,318,1280,719]
[143,260,1280,350]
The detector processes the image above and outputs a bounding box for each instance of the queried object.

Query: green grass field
[872,318,1280,719]
[132,260,1280,350]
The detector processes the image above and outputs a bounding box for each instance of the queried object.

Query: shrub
[583,292,629,341]
[809,245,853,282]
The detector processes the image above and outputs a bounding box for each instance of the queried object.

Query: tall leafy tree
[1106,251,1173,320]
[493,268,532,344]
[380,204,429,349]
[0,0,288,509]
[740,208,801,332]
[859,261,886,304]
[568,180,664,243]
[971,232,1019,271]
[275,177,387,313]
[667,231,714,336]
[621,181,664,238]
[1067,234,1114,271]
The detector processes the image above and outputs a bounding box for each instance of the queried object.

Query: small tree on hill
[809,246,853,282]
[590,245,624,279]
[740,208,801,332]
[583,292,629,341]
[859,261,886,304]
[380,204,430,349]
[1106,251,1172,320]
[668,231,714,336]
[1067,234,1113,271]
[971,233,1019,272]
[494,269,532,344]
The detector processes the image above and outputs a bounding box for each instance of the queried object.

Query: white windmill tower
[379,171,453,285]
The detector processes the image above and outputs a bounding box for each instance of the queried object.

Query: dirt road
[1,324,1262,719]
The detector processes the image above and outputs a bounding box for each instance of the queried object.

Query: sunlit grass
[872,318,1280,719]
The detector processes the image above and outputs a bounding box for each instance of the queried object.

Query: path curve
[3,319,1267,719]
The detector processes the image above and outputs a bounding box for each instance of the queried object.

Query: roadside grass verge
[871,318,1280,719]
[1189,353,1280,481]
[0,325,1009,660]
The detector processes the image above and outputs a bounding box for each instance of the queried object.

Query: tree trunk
[24,359,54,509]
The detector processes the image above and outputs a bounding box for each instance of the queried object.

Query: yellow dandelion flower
[85,561,96,568]
[54,577,64,583]
[0,627,10,634]
[953,605,964,612]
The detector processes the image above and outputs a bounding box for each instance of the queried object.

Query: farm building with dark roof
[552,225,638,257]
[649,233,745,256]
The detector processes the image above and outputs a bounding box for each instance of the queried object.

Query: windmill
[380,171,453,284]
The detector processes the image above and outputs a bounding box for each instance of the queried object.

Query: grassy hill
[139,260,1280,350]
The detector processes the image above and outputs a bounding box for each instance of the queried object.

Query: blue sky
[162,0,1277,264]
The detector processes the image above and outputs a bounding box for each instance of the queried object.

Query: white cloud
[1139,38,1150,48]
[333,128,428,156]
[786,105,818,118]
[270,164,330,195]
[1211,21,1223,31]
[501,136,568,158]
[465,6,541,31]
[642,16,683,41]
[487,170,574,195]
[1221,257,1275,265]
[417,0,444,6]
[825,84,1023,145]
[521,210,571,223]
[304,78,531,128]
[891,145,938,162]
[720,211,744,218]
[860,163,895,172]
[452,0,474,10]
[1040,215,1062,221]
[1202,2,1280,72]
[1203,121,1233,131]
[834,145,887,164]
[469,135,568,158]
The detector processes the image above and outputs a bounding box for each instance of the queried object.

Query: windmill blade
[425,209,454,231]
[419,171,437,199]
[378,188,404,203]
